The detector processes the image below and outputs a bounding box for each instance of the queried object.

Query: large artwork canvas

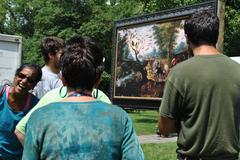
[110,1,217,109]
[115,19,188,99]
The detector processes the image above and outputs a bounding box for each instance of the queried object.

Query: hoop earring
[59,86,67,98]
[94,89,98,98]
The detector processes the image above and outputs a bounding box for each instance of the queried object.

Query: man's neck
[45,64,60,74]
[192,45,220,56]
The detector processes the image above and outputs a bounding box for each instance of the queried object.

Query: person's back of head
[184,9,219,47]
[60,36,105,91]
[41,36,64,63]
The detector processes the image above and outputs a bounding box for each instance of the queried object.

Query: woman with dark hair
[0,64,42,160]
[22,36,144,159]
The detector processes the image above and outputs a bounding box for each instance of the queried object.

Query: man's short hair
[41,37,64,63]
[184,9,219,47]
[60,36,105,91]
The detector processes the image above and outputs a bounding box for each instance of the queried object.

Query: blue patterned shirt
[22,100,144,160]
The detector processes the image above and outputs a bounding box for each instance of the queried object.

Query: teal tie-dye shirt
[22,100,144,160]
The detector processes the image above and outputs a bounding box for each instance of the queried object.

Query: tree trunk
[217,0,226,53]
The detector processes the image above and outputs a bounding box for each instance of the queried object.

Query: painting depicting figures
[114,19,191,99]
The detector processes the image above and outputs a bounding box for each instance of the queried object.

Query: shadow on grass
[137,114,158,118]
[125,109,141,113]
[134,118,157,123]
[128,110,159,135]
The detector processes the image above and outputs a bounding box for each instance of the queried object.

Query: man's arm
[14,129,24,145]
[158,76,181,135]
[158,115,177,135]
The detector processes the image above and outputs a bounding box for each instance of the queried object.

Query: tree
[217,0,226,52]
[142,0,209,13]
[0,0,8,33]
[153,21,182,58]
[1,0,239,94]
[0,0,36,36]
[224,0,240,56]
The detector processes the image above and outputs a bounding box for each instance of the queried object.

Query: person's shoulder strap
[23,93,33,111]
[0,85,8,97]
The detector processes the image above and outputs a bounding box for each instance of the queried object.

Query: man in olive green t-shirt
[158,10,240,159]
[15,86,111,145]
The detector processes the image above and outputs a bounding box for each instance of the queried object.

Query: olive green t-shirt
[160,54,240,159]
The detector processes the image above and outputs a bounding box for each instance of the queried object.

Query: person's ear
[185,34,194,57]
[48,52,55,61]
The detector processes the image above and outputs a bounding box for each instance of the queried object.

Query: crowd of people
[0,9,239,160]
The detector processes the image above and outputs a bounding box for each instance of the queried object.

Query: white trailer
[0,34,22,84]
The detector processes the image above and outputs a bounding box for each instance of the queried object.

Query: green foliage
[78,4,114,71]
[0,0,8,32]
[32,1,91,38]
[1,0,36,36]
[1,0,239,93]
[224,3,240,56]
[98,71,111,97]
[79,1,143,72]
[22,36,43,65]
[142,0,209,12]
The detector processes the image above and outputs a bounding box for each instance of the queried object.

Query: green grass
[127,110,177,160]
[128,110,158,135]
[142,142,177,160]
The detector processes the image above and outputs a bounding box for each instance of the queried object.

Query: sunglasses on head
[17,73,36,84]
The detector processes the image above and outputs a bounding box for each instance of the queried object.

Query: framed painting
[110,1,217,109]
